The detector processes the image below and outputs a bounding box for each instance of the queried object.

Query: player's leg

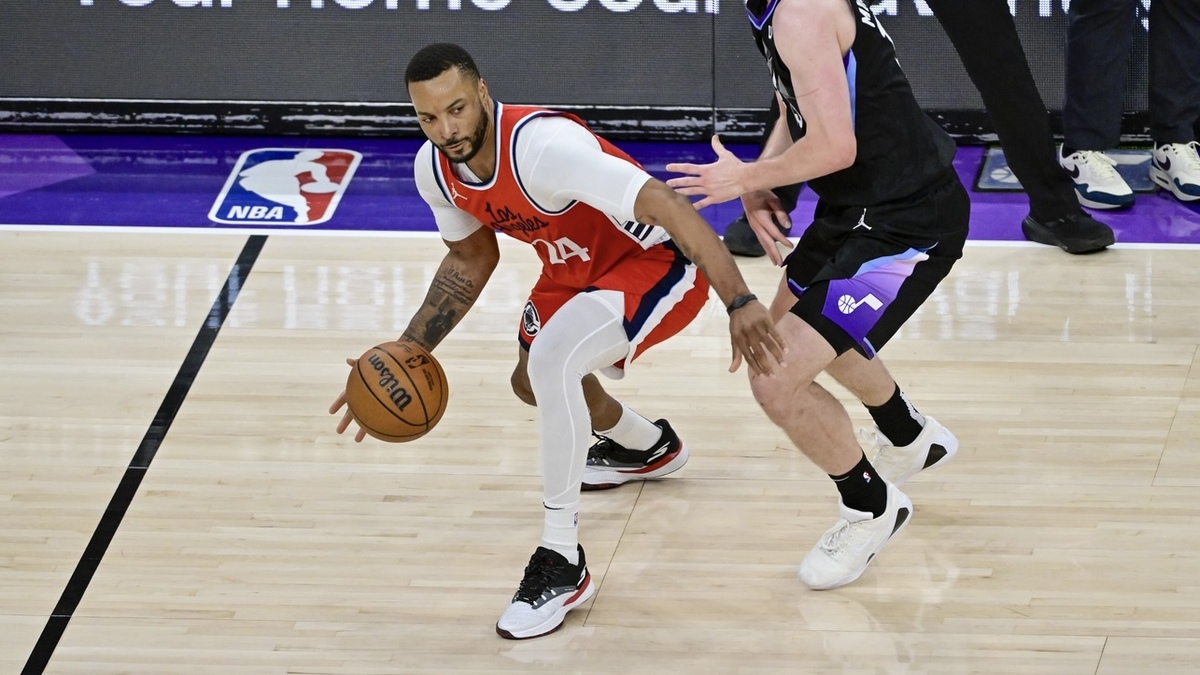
[748,310,912,592]
[581,371,689,491]
[750,208,873,480]
[751,227,911,591]
[510,337,687,493]
[825,350,958,486]
[758,176,966,590]
[818,175,968,489]
[496,291,630,639]
[577,246,709,490]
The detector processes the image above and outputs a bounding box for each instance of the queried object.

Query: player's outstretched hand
[728,301,785,376]
[329,357,367,443]
[665,135,746,210]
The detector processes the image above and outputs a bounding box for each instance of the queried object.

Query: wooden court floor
[3,230,1200,674]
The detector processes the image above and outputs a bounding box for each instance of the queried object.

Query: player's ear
[477,78,489,100]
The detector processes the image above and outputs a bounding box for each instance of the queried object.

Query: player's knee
[510,368,537,406]
[526,336,581,396]
[749,370,806,424]
[525,341,555,387]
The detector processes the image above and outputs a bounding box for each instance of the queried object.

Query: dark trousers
[1064,0,1200,149]
[761,0,1083,223]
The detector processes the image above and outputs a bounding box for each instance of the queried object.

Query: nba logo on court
[209,148,362,225]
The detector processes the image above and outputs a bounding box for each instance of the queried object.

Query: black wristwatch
[726,293,758,315]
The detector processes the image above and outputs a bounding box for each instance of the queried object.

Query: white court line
[963,239,1200,251]
[4,223,1200,251]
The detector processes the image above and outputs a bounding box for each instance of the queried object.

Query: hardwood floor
[3,230,1200,674]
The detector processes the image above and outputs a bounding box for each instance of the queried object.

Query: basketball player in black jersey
[667,0,965,589]
[721,0,1116,257]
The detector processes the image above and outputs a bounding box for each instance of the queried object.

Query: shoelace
[1074,151,1121,180]
[514,552,561,603]
[857,427,883,453]
[818,518,867,555]
[857,427,900,474]
[587,435,617,462]
[1165,142,1200,173]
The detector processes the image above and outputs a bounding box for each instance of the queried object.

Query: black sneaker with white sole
[582,419,689,491]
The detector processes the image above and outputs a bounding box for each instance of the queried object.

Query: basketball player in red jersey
[329,43,782,639]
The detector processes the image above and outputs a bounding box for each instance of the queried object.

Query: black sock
[830,453,888,518]
[865,385,925,447]
[1061,145,1078,158]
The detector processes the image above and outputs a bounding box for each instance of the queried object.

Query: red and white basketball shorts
[518,241,711,371]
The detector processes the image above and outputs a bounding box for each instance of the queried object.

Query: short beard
[440,103,490,164]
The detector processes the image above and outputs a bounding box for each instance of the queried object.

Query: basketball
[345,341,449,442]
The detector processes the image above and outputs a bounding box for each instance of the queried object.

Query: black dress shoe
[1021,211,1115,254]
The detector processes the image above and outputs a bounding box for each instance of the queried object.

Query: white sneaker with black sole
[1059,147,1136,210]
[496,545,594,639]
[1150,141,1200,203]
[799,482,913,591]
[582,418,689,491]
[862,415,959,486]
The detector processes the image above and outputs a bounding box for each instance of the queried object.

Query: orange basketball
[345,341,448,442]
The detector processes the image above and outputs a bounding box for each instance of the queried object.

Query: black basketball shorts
[784,170,970,358]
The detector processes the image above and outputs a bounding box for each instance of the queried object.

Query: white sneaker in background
[1150,142,1200,203]
[1059,147,1136,210]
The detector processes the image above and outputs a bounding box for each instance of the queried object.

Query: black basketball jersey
[746,0,956,206]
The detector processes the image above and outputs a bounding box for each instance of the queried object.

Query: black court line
[21,235,267,675]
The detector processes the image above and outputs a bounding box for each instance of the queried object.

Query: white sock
[596,403,662,451]
[541,501,580,565]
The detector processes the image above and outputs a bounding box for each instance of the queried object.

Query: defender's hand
[741,190,794,267]
[665,136,748,210]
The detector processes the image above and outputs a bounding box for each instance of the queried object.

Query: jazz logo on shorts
[209,148,362,225]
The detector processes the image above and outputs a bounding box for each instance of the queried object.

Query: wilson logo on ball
[367,353,413,410]
[346,341,448,443]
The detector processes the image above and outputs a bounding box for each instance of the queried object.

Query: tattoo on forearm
[422,297,458,346]
[402,266,478,350]
[431,268,476,305]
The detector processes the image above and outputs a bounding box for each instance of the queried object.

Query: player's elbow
[447,228,501,270]
[826,135,857,173]
[632,179,691,226]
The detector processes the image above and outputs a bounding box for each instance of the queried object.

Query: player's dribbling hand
[329,357,368,443]
[728,301,785,376]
